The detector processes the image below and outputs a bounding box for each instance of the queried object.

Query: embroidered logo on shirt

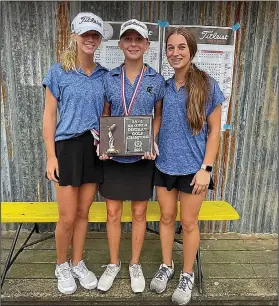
[146,86,153,93]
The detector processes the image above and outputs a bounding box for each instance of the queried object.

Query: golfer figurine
[106,124,119,154]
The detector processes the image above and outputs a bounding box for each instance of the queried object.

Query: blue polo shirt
[42,63,107,141]
[104,64,166,163]
[156,76,225,175]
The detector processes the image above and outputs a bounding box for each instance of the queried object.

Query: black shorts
[154,167,214,194]
[47,131,103,187]
[99,159,155,201]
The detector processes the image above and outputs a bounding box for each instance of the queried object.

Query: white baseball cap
[119,19,149,39]
[71,12,104,36]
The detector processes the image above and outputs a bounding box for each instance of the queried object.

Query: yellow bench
[1,201,239,293]
[2,201,239,222]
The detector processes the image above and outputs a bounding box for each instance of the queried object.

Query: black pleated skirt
[99,159,155,201]
[154,167,214,194]
[48,131,103,187]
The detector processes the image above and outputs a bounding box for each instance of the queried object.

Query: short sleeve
[206,78,225,117]
[42,64,61,101]
[156,77,166,102]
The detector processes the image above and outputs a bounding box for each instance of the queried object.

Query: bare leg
[156,186,179,266]
[71,183,98,265]
[179,191,206,273]
[131,201,148,264]
[106,200,123,264]
[55,184,78,264]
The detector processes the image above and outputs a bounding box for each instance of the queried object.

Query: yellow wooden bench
[1,201,239,293]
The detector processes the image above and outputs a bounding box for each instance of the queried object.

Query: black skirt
[99,159,155,201]
[154,167,214,194]
[48,131,103,187]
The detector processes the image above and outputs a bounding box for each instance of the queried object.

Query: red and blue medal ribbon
[121,65,145,116]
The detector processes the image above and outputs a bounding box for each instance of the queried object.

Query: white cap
[119,19,149,39]
[71,12,104,36]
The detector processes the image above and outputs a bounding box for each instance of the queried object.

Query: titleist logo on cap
[79,16,102,27]
[122,20,146,30]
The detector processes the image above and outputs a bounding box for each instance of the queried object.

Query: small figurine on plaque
[106,124,119,154]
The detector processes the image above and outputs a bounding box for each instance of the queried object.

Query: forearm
[203,130,220,166]
[43,114,57,159]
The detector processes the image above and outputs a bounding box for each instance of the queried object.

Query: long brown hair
[166,27,210,135]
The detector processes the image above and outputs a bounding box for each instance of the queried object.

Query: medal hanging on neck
[121,66,145,116]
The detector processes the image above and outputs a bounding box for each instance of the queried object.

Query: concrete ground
[1,231,278,305]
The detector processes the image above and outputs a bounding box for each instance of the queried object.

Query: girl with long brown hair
[150,27,224,305]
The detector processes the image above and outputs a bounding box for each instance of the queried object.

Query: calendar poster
[95,22,161,71]
[161,26,236,130]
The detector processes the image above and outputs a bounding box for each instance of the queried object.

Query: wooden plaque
[99,116,153,156]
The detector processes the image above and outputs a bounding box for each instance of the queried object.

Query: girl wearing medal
[150,27,224,305]
[97,19,165,293]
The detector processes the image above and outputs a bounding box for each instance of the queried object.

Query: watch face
[206,165,213,172]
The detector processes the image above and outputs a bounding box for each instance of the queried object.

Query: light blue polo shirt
[42,63,107,141]
[156,76,225,175]
[104,64,166,163]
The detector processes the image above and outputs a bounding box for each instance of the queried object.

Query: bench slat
[1,201,239,223]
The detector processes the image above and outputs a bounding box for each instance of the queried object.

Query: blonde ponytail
[61,38,78,71]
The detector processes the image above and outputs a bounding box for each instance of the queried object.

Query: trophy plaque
[99,116,153,156]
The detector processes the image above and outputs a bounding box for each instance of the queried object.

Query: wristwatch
[201,164,213,173]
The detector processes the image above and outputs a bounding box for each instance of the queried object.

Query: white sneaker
[70,260,98,290]
[129,263,145,293]
[97,261,121,292]
[55,262,77,294]
[172,272,194,305]
[150,261,174,293]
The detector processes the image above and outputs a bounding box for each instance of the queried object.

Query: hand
[46,156,59,183]
[142,142,159,161]
[99,153,112,160]
[190,169,210,195]
[154,141,159,156]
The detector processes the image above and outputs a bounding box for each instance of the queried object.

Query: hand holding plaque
[100,116,153,156]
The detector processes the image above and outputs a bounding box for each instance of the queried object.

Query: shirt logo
[146,86,153,93]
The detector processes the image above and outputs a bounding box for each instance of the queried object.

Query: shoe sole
[171,296,191,305]
[97,286,112,293]
[150,285,167,294]
[131,288,145,294]
[79,280,98,290]
[57,284,77,295]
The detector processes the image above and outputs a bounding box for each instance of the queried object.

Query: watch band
[201,164,213,172]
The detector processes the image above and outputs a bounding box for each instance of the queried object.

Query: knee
[107,208,122,224]
[132,209,146,222]
[76,207,89,221]
[58,215,76,231]
[160,213,176,226]
[180,220,198,234]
